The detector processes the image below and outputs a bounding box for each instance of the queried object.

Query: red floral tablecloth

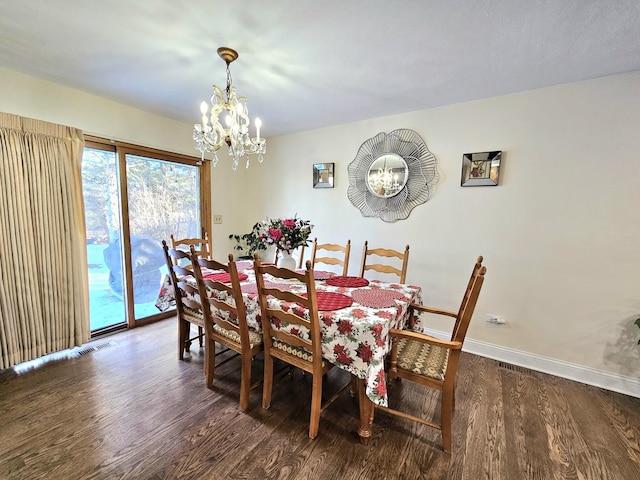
[155,267,422,407]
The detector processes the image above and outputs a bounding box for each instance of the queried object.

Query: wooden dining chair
[297,244,306,269]
[170,228,212,264]
[253,254,350,439]
[310,238,351,276]
[408,256,484,330]
[360,241,410,283]
[162,240,204,359]
[192,250,263,411]
[374,259,487,453]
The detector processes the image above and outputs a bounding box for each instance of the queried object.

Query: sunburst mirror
[347,129,437,222]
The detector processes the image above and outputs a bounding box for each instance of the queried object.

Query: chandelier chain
[225,62,233,102]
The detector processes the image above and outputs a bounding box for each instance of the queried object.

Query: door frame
[84,135,211,329]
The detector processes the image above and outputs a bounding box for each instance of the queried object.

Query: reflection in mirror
[366,154,408,198]
[313,163,334,189]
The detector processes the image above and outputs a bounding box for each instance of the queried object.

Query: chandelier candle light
[193,47,266,170]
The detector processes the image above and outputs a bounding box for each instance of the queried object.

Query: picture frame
[313,163,334,188]
[461,151,502,186]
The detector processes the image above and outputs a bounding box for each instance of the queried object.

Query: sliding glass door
[82,145,127,331]
[82,139,210,333]
[125,153,202,322]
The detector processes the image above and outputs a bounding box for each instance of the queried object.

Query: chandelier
[369,161,400,196]
[193,47,266,170]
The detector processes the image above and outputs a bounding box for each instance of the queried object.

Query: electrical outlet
[486,313,506,325]
[213,214,223,224]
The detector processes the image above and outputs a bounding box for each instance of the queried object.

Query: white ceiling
[1,0,639,137]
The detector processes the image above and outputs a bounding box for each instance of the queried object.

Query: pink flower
[269,228,282,241]
[258,216,313,251]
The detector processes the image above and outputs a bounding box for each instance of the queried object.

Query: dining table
[155,259,423,444]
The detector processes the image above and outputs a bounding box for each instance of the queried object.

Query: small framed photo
[313,163,334,188]
[461,151,502,186]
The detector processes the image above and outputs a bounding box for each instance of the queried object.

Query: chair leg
[239,353,252,412]
[389,356,398,380]
[308,373,323,439]
[349,374,357,397]
[262,353,274,409]
[205,337,216,387]
[198,326,204,348]
[441,387,454,454]
[178,319,189,360]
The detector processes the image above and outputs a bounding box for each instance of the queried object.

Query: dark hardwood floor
[1,318,639,479]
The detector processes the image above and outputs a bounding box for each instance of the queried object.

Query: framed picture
[461,151,502,186]
[313,163,334,188]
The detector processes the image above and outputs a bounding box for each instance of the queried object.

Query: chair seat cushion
[396,337,449,381]
[213,324,263,348]
[272,339,326,366]
[183,307,204,326]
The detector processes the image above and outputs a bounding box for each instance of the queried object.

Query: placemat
[325,276,370,288]
[241,281,294,294]
[247,262,275,270]
[299,291,353,311]
[351,288,405,308]
[204,271,249,283]
[295,270,335,280]
[235,260,253,271]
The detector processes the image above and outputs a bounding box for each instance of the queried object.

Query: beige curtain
[0,112,89,369]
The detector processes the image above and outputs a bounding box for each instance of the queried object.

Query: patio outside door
[125,153,202,322]
[82,140,209,333]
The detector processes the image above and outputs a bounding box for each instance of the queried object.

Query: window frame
[84,135,211,330]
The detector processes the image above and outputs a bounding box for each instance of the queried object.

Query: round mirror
[348,129,438,223]
[366,153,408,198]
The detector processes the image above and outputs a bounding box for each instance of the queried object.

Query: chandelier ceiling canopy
[193,47,266,170]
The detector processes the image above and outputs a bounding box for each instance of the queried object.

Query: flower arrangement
[228,222,267,259]
[259,216,313,254]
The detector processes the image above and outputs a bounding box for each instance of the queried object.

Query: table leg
[357,378,373,445]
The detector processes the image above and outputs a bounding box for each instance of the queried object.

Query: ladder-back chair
[162,240,204,359]
[253,254,350,439]
[192,251,263,411]
[310,238,351,276]
[170,228,212,264]
[374,258,487,453]
[360,241,410,283]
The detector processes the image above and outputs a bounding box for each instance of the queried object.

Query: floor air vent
[72,340,117,357]
[10,340,117,375]
[497,361,537,377]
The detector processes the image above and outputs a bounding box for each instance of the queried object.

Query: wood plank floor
[1,318,639,479]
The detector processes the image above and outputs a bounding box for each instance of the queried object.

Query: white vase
[259,245,276,263]
[277,250,296,270]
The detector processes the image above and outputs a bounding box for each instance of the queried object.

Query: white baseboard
[422,328,640,399]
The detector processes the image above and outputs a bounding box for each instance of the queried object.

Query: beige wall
[247,72,640,386]
[2,66,639,391]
